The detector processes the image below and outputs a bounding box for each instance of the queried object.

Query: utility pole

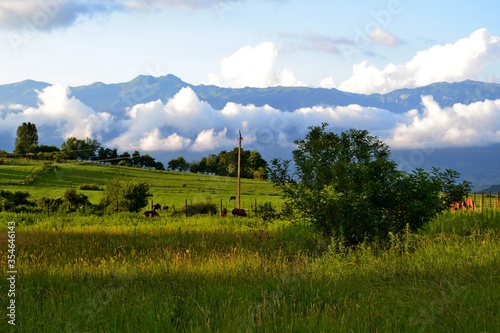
[237,130,243,210]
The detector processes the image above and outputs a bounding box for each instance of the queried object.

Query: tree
[269,124,468,248]
[61,137,100,160]
[168,157,189,171]
[100,179,151,213]
[14,122,38,155]
[94,147,118,164]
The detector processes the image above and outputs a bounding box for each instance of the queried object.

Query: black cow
[232,208,247,217]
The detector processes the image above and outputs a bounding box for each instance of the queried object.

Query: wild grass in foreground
[0,211,499,332]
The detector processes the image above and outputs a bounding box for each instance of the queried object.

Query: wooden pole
[237,130,243,210]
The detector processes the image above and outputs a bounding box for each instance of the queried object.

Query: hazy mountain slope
[3,75,500,114]
[0,79,50,107]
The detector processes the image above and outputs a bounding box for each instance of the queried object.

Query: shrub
[79,183,102,191]
[183,202,218,216]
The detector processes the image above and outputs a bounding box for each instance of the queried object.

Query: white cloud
[108,87,500,153]
[139,129,191,151]
[190,128,232,152]
[387,96,500,149]
[368,28,403,46]
[0,0,116,31]
[1,83,113,140]
[0,0,240,31]
[319,77,335,88]
[206,42,306,88]
[339,28,500,94]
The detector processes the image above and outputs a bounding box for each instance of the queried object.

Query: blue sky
[1,0,500,92]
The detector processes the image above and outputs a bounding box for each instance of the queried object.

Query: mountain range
[3,74,500,114]
[0,75,499,191]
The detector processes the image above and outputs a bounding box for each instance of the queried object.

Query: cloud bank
[0,84,113,142]
[2,83,499,156]
[339,28,500,94]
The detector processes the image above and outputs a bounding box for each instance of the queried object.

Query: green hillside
[0,160,282,211]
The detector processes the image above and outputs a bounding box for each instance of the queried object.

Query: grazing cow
[464,198,475,211]
[152,203,161,211]
[144,210,160,217]
[162,205,169,211]
[450,201,463,211]
[220,207,227,217]
[229,196,236,201]
[232,208,247,217]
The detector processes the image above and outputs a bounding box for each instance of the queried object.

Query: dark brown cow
[144,210,160,217]
[220,207,227,217]
[229,196,236,201]
[232,208,247,217]
[464,197,475,211]
[162,205,169,211]
[152,203,161,211]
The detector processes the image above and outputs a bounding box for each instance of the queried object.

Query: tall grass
[1,210,499,332]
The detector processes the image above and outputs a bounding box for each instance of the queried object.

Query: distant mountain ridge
[2,75,500,114]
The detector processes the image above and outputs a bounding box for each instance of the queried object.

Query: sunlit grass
[1,209,499,332]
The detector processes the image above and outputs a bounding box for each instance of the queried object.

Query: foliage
[168,156,190,171]
[189,148,268,179]
[269,124,469,247]
[14,122,39,155]
[61,137,101,160]
[0,189,36,212]
[182,201,218,216]
[63,188,91,211]
[255,201,279,223]
[434,167,472,206]
[79,183,102,191]
[100,178,152,213]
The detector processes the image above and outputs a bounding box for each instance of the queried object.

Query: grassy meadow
[0,160,499,332]
[0,160,282,211]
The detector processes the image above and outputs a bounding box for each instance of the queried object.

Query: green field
[0,160,282,212]
[0,161,499,332]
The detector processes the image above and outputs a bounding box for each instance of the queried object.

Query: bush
[255,201,278,223]
[79,183,102,191]
[183,202,218,216]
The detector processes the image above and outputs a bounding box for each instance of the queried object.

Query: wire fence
[468,192,500,210]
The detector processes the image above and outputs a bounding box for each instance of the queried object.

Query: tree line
[4,122,166,169]
[7,122,269,179]
[168,148,268,179]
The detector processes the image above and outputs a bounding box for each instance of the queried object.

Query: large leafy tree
[61,137,100,160]
[269,124,469,247]
[14,122,39,155]
[100,179,151,213]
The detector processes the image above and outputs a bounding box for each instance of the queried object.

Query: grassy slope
[0,160,282,210]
